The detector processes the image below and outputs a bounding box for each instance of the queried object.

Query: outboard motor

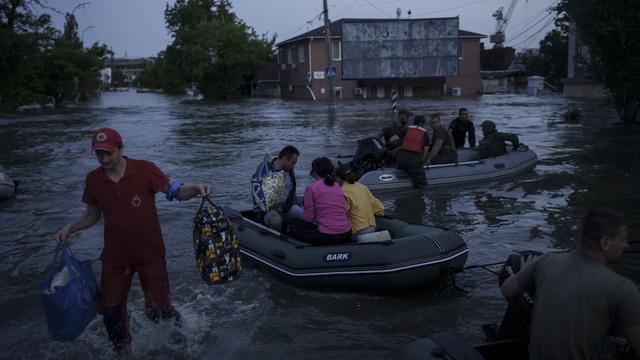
[349,137,386,179]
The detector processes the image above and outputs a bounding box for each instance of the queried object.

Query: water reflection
[1,92,639,359]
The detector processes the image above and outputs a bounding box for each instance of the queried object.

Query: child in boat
[335,165,385,240]
[303,158,352,244]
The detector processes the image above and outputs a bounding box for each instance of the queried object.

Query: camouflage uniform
[478,120,519,159]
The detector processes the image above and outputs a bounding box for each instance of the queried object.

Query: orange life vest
[399,125,427,154]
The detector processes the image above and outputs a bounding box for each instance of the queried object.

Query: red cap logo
[91,127,122,152]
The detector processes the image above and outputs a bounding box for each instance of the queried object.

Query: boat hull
[358,147,538,191]
[226,208,468,290]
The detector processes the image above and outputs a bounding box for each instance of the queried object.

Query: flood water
[1,92,639,359]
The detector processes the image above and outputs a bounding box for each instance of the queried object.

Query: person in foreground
[303,158,352,244]
[501,207,640,360]
[335,165,384,240]
[252,145,303,231]
[477,120,519,159]
[396,115,430,188]
[55,128,211,358]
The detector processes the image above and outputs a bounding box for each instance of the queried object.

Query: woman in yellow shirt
[335,165,385,239]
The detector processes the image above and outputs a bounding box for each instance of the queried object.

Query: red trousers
[100,257,176,349]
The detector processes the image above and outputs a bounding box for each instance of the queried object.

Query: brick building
[276,18,485,100]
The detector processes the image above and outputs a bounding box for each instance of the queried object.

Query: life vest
[399,125,427,154]
[193,196,241,284]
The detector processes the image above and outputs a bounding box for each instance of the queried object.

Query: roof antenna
[396,7,401,19]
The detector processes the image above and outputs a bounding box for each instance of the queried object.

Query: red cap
[91,128,122,152]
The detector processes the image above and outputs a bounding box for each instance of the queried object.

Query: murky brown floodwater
[1,92,638,359]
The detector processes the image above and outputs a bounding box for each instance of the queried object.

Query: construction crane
[490,0,520,48]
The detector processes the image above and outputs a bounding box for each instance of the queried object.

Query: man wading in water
[56,128,211,358]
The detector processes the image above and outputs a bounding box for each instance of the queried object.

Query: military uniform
[429,127,457,164]
[478,120,519,159]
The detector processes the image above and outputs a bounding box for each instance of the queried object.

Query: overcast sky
[41,0,558,58]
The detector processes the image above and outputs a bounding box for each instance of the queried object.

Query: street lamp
[81,25,94,44]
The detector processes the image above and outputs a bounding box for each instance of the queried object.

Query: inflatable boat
[0,164,16,200]
[224,208,468,290]
[357,145,537,191]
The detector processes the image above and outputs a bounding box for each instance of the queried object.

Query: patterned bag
[193,196,241,284]
[251,159,286,212]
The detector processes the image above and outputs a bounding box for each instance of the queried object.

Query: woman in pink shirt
[303,157,352,244]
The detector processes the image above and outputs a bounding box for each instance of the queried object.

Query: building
[105,57,155,84]
[563,22,606,98]
[276,18,486,100]
[251,61,280,98]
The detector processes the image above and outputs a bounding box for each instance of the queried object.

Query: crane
[490,0,520,48]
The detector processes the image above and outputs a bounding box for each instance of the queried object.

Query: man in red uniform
[396,115,430,187]
[55,127,211,357]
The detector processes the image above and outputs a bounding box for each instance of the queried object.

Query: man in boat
[425,114,457,165]
[396,115,430,187]
[501,207,640,360]
[378,108,412,162]
[252,145,303,231]
[477,120,519,159]
[55,127,211,358]
[448,108,476,149]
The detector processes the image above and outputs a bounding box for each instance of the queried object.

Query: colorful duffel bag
[193,196,241,284]
[251,158,286,213]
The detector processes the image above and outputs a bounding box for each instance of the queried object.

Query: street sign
[325,65,337,79]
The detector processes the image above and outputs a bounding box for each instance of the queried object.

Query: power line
[507,1,554,35]
[363,0,393,18]
[510,16,555,48]
[412,0,490,17]
[335,0,361,19]
[507,12,553,43]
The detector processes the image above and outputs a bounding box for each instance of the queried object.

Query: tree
[524,28,568,90]
[159,0,275,99]
[0,1,108,109]
[557,0,640,125]
[0,0,56,108]
[42,12,108,107]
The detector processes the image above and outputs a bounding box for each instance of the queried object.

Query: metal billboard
[341,18,459,79]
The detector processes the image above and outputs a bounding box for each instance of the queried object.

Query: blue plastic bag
[41,245,100,342]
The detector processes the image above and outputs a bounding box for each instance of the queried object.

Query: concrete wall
[445,38,482,96]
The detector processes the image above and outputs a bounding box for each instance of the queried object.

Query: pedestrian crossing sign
[325,65,337,79]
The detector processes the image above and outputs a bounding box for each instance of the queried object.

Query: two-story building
[276,18,486,100]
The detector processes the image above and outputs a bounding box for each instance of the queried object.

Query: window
[376,86,385,98]
[404,86,413,97]
[298,44,305,63]
[334,87,343,99]
[331,40,341,60]
[287,47,293,64]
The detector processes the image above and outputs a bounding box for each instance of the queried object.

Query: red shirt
[82,158,169,266]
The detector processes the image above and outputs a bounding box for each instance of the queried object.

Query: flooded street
[1,92,639,359]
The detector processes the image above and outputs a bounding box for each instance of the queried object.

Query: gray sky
[42,0,558,58]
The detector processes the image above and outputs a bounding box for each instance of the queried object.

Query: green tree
[42,12,109,107]
[160,0,275,99]
[557,0,640,125]
[0,1,109,109]
[524,28,568,90]
[0,0,56,108]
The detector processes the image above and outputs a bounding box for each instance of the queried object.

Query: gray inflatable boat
[225,208,468,290]
[358,145,537,191]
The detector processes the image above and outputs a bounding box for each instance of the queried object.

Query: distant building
[251,61,280,98]
[105,57,155,84]
[276,18,486,100]
[563,22,605,98]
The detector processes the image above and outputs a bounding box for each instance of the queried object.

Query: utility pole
[323,0,336,105]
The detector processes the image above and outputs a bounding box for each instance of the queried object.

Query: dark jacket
[449,117,476,148]
[478,132,519,159]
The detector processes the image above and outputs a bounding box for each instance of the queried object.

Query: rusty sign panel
[341,18,459,79]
